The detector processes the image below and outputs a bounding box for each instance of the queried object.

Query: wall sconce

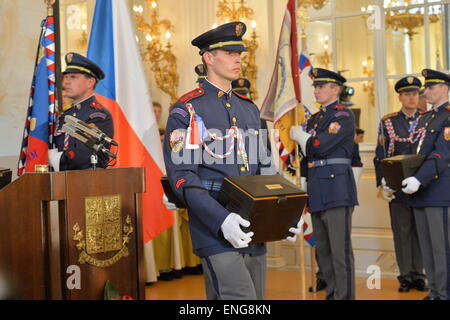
[362,56,375,106]
[314,35,332,69]
[133,1,179,104]
[214,0,259,100]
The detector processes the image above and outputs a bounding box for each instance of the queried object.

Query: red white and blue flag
[18,16,57,175]
[87,0,174,243]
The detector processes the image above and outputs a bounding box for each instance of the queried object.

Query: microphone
[64,115,118,146]
[62,121,117,159]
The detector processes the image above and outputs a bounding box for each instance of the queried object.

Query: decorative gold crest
[407,76,414,84]
[235,23,243,37]
[169,129,185,153]
[238,79,245,87]
[312,68,318,77]
[445,127,450,141]
[328,121,341,134]
[72,195,134,268]
[198,65,204,73]
[422,69,428,77]
[66,53,73,63]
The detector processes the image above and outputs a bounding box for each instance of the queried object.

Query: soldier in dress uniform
[290,68,358,300]
[402,69,450,300]
[373,76,426,293]
[49,52,114,171]
[163,22,300,300]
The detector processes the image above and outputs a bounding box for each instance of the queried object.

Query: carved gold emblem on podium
[72,195,134,268]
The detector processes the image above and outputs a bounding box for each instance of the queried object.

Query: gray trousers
[201,251,267,300]
[413,207,450,300]
[311,206,355,300]
[389,202,424,282]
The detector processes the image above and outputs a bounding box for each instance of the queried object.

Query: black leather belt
[308,158,351,168]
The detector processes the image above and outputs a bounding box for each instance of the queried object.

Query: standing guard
[373,76,426,293]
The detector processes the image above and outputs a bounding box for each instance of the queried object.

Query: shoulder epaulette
[445,105,450,112]
[177,88,204,105]
[419,109,433,115]
[232,90,253,102]
[333,104,346,110]
[382,112,398,120]
[90,100,104,110]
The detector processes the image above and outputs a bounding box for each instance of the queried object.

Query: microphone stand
[90,150,98,170]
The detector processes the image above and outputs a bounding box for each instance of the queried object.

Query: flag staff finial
[45,0,56,16]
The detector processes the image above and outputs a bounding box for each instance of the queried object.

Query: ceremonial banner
[18,16,57,175]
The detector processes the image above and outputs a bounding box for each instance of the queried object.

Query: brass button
[314,124,318,128]
[254,130,259,135]
[435,175,439,179]
[232,117,237,123]
[431,114,436,118]
[320,115,324,119]
[72,113,77,116]
[431,129,435,133]
[425,122,429,127]
[240,166,246,172]
[330,174,335,178]
[226,103,231,108]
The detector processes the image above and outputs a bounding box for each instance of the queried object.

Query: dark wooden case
[219,175,307,243]
[0,168,12,190]
[160,176,186,209]
[381,154,425,191]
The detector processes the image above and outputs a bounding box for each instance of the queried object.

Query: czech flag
[87,0,174,243]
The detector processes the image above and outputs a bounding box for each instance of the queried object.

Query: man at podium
[49,52,114,171]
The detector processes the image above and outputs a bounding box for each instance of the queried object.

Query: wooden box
[219,175,307,243]
[381,154,425,191]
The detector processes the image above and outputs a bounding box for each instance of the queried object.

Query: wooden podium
[0,167,146,300]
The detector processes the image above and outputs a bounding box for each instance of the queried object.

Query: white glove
[285,217,304,242]
[290,126,311,156]
[380,177,395,202]
[402,176,421,194]
[300,176,307,193]
[221,213,253,248]
[163,194,177,211]
[48,148,63,172]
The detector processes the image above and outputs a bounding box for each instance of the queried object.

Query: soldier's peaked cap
[311,68,346,86]
[422,69,450,87]
[63,52,105,81]
[395,76,422,93]
[191,22,247,55]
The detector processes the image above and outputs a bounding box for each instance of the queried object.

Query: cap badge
[235,23,243,37]
[312,68,318,77]
[407,76,414,84]
[238,79,245,86]
[66,53,73,63]
[422,70,428,77]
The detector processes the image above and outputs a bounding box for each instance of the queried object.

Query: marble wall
[0,0,46,162]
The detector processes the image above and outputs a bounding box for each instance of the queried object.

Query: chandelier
[384,1,440,40]
[133,1,179,104]
[214,0,259,100]
[362,56,375,107]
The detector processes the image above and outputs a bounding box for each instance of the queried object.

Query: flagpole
[296,5,319,297]
[292,0,307,301]
[49,0,63,115]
